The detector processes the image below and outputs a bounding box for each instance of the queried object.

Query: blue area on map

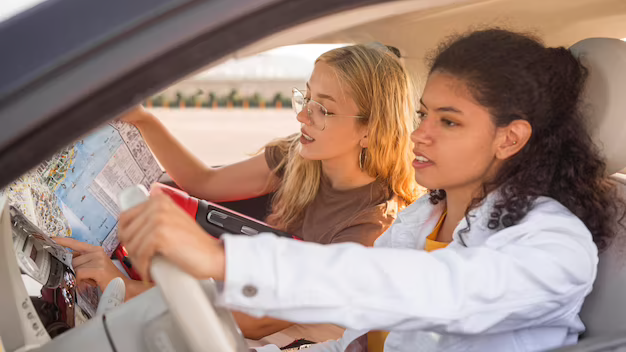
[53,125,123,245]
[59,200,93,244]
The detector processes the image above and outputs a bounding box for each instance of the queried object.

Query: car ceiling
[322,0,626,80]
[234,0,626,83]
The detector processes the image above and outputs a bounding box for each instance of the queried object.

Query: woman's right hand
[118,105,153,126]
[53,237,126,290]
[118,191,226,282]
[113,102,277,203]
[53,237,153,300]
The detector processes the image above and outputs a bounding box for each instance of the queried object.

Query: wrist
[205,238,226,281]
[123,277,153,300]
[129,109,156,129]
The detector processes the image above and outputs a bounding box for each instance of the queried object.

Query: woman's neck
[321,151,376,191]
[437,185,482,243]
[438,159,501,242]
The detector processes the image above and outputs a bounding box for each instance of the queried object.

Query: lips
[412,151,434,169]
[301,129,315,142]
[413,150,432,163]
[415,155,430,163]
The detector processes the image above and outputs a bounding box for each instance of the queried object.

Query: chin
[414,174,441,191]
[298,148,322,161]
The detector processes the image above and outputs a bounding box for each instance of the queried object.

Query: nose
[296,106,312,126]
[411,117,433,146]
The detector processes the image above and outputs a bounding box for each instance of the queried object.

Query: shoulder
[466,193,592,243]
[519,197,591,235]
[479,196,599,284]
[484,196,597,261]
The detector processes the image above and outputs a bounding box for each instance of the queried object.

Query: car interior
[2,0,626,351]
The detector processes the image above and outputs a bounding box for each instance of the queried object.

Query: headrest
[570,38,626,175]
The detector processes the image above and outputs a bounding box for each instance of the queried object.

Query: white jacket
[219,193,598,352]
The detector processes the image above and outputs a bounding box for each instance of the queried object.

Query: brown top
[265,143,401,246]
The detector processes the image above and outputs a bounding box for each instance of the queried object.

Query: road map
[2,121,163,316]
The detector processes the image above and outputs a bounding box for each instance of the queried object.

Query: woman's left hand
[118,191,226,282]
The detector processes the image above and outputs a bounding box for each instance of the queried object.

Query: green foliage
[147,89,291,108]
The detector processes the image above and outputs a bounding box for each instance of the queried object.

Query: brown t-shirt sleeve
[329,207,396,246]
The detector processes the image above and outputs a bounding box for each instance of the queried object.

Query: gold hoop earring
[359,148,367,170]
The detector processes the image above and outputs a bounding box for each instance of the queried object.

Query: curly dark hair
[427,28,622,251]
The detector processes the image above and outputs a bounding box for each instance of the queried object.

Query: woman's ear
[495,120,532,160]
[360,134,369,149]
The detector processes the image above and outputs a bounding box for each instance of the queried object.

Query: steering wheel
[118,185,248,352]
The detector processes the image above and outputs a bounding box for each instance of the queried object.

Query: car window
[148,44,348,166]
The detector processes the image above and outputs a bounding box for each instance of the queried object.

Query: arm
[221,224,597,334]
[232,311,293,340]
[118,193,597,336]
[121,107,278,201]
[233,221,390,339]
[233,217,390,339]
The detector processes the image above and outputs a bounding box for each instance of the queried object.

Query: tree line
[147,89,292,108]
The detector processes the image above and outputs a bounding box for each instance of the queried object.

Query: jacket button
[242,285,258,297]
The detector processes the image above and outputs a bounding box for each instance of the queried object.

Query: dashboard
[4,204,79,346]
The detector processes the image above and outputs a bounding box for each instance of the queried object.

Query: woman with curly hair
[118,29,625,352]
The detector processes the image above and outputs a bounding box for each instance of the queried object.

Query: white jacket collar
[395,191,503,247]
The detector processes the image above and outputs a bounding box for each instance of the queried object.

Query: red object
[112,182,301,279]
[113,245,141,281]
[150,183,199,218]
[151,183,300,239]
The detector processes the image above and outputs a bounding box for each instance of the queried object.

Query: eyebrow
[420,98,463,114]
[306,82,337,103]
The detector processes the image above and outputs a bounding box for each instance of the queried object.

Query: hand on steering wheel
[118,187,226,282]
[117,185,246,352]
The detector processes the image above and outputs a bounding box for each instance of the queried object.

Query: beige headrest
[570,38,626,175]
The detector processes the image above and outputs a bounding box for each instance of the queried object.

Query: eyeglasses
[292,88,365,131]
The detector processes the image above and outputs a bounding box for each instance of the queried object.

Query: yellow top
[367,211,449,352]
[424,211,449,252]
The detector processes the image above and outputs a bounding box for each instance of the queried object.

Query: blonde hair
[266,44,421,231]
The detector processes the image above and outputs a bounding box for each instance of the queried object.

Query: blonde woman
[55,44,420,339]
